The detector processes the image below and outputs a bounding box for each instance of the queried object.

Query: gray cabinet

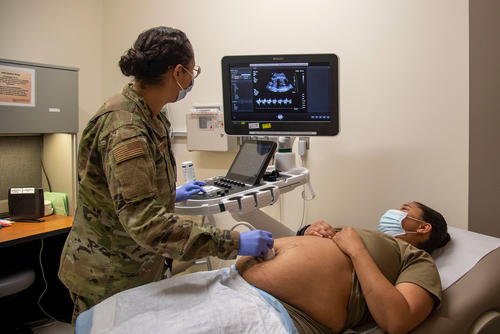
[0,59,78,134]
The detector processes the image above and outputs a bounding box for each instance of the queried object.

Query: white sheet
[76,265,295,334]
[433,226,500,289]
[77,226,500,334]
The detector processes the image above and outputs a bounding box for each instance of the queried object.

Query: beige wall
[0,0,103,134]
[0,0,103,213]
[1,0,469,230]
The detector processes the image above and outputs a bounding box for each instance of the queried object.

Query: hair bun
[438,232,451,248]
[118,26,193,85]
[119,48,146,77]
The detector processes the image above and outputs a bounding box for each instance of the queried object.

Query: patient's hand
[304,220,336,238]
[332,227,366,258]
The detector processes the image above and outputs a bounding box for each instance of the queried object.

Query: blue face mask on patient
[378,209,411,237]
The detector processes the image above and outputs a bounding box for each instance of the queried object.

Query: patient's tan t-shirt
[353,229,442,321]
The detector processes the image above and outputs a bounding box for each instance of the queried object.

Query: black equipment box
[8,187,44,221]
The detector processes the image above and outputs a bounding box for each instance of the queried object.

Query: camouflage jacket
[58,84,239,303]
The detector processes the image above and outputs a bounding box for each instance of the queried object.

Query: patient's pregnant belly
[236,236,353,332]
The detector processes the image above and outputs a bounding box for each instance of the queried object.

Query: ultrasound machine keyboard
[192,177,253,199]
[175,168,309,217]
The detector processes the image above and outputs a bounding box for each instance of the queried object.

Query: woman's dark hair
[119,26,193,86]
[415,201,451,254]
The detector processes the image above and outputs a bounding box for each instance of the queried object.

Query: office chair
[0,267,36,332]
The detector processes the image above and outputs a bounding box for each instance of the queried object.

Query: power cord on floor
[37,239,58,322]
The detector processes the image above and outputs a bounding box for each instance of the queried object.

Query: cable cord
[230,222,256,231]
[300,156,306,168]
[299,155,315,200]
[40,159,52,192]
[37,239,58,322]
[298,187,307,230]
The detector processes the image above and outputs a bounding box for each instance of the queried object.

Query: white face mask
[378,209,423,237]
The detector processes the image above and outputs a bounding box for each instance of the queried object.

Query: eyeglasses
[181,64,201,79]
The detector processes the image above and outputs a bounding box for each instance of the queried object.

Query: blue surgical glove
[175,180,206,202]
[238,230,274,257]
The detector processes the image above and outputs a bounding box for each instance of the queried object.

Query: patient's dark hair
[119,26,193,86]
[415,201,450,254]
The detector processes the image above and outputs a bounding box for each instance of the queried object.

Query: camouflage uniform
[58,84,239,317]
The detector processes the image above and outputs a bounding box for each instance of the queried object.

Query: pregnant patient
[236,236,354,333]
[236,226,443,334]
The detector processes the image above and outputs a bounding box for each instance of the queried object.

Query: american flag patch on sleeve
[112,140,146,164]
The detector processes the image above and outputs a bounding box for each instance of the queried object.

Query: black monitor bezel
[225,140,277,185]
[221,53,339,136]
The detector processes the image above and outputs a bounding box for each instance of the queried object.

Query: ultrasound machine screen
[225,140,277,185]
[188,140,277,200]
[222,54,339,136]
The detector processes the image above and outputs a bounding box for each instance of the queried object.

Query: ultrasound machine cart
[176,53,338,237]
[175,140,309,237]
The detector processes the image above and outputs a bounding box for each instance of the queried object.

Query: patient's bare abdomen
[236,236,353,332]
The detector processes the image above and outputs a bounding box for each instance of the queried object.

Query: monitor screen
[221,54,339,136]
[225,140,277,185]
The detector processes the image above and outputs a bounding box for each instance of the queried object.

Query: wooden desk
[0,214,74,323]
[0,215,73,247]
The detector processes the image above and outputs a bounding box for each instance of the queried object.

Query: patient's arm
[332,227,434,334]
[236,236,353,333]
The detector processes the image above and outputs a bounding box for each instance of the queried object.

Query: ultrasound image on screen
[226,141,276,185]
[222,54,339,136]
[252,68,307,112]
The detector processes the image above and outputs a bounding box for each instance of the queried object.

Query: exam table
[76,226,499,334]
[413,226,499,334]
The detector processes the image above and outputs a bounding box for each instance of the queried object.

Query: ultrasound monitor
[221,54,339,136]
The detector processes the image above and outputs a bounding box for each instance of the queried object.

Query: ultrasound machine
[175,53,339,237]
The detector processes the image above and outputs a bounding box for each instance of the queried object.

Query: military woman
[58,26,274,321]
